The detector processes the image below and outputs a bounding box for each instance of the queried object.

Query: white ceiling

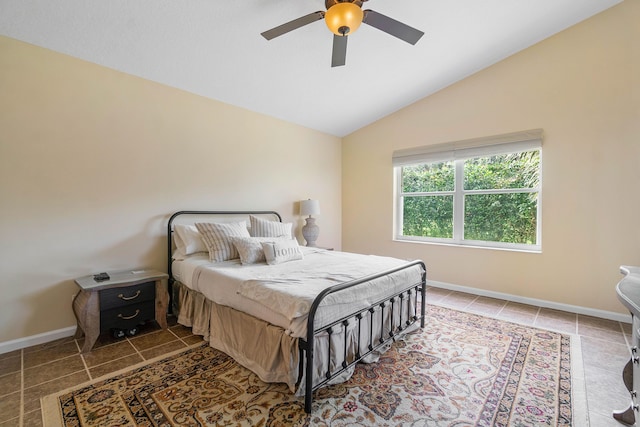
[0,0,621,137]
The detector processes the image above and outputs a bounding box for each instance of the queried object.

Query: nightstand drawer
[99,281,155,310]
[100,300,155,331]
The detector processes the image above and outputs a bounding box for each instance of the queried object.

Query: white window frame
[393,129,542,252]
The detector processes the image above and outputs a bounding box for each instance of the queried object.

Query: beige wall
[1,1,637,346]
[0,37,342,343]
[342,1,640,315]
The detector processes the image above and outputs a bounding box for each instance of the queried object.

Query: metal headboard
[167,210,282,285]
[167,210,282,313]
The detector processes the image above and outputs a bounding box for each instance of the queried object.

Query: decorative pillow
[231,236,288,265]
[250,215,292,239]
[195,222,250,262]
[261,239,304,265]
[173,224,207,260]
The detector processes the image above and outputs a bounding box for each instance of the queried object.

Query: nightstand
[73,269,169,353]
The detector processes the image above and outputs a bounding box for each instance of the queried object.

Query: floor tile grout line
[462,294,480,311]
[76,339,93,382]
[85,350,143,374]
[167,326,192,348]
[126,337,144,359]
[22,368,88,398]
[81,329,187,372]
[23,351,84,372]
[620,321,632,352]
[128,335,150,361]
[532,306,542,326]
[426,287,454,304]
[493,301,509,319]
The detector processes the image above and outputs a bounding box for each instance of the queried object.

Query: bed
[167,210,426,413]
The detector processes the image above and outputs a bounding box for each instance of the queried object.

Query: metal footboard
[167,211,426,414]
[299,260,427,413]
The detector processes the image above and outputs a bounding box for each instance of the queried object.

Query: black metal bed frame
[167,210,426,414]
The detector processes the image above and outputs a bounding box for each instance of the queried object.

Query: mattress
[172,247,423,338]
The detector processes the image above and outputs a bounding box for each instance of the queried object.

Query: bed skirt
[174,281,303,387]
[173,280,415,395]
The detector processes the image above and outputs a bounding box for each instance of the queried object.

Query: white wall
[0,36,342,343]
[342,1,640,315]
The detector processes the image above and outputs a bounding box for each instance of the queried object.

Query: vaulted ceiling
[0,0,621,136]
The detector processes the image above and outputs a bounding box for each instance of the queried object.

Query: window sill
[393,237,542,254]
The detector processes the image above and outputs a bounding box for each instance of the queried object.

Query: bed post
[421,267,427,327]
[167,211,183,315]
[304,339,314,413]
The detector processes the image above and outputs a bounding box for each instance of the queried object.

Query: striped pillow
[195,221,250,262]
[249,215,292,239]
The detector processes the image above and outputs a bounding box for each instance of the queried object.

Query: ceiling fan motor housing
[325,0,365,36]
[325,0,365,8]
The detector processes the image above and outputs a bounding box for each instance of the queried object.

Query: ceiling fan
[261,0,424,67]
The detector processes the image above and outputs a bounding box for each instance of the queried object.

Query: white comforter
[238,251,419,320]
[181,247,423,337]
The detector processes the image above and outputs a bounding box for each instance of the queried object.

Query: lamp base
[302,217,319,247]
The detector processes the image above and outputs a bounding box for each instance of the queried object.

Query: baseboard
[0,326,76,355]
[427,280,631,324]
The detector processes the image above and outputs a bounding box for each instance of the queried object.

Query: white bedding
[172,247,423,338]
[172,253,292,332]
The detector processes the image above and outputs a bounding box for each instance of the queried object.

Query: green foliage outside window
[464,193,537,244]
[403,195,453,238]
[402,162,454,192]
[400,151,540,246]
[464,151,540,190]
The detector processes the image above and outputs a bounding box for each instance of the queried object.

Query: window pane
[464,193,538,244]
[402,162,454,193]
[403,195,453,238]
[464,150,540,190]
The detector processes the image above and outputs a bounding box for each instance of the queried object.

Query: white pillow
[261,239,304,265]
[250,215,292,239]
[195,222,250,262]
[231,236,288,265]
[173,224,208,260]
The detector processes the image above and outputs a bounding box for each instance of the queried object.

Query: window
[393,130,542,251]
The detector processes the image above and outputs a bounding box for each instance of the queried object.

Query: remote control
[93,272,110,282]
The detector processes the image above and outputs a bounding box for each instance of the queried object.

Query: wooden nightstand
[73,269,169,353]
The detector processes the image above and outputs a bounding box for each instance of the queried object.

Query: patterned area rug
[42,305,587,426]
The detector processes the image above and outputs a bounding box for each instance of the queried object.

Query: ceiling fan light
[325,2,364,36]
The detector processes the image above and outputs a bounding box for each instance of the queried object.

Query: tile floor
[0,287,632,426]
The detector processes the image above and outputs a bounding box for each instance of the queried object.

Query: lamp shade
[300,199,320,216]
[324,2,364,36]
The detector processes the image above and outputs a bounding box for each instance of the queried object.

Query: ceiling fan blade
[261,11,324,40]
[362,10,424,45]
[331,34,348,67]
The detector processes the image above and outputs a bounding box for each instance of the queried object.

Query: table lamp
[300,199,320,247]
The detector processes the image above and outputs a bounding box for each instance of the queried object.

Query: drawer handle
[118,290,141,301]
[118,309,140,320]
